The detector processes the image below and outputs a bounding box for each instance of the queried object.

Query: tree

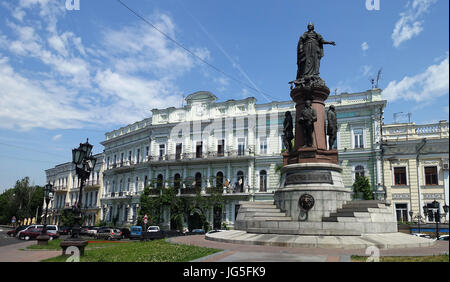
[352,176,374,200]
[0,177,44,225]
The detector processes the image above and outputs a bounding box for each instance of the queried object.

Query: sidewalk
[0,241,61,262]
[169,235,449,262]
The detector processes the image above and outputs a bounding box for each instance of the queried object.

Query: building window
[236,171,244,192]
[174,174,181,189]
[120,153,124,166]
[145,146,150,160]
[159,144,165,159]
[259,138,267,155]
[424,166,438,185]
[128,151,132,163]
[238,138,245,156]
[354,165,365,179]
[144,175,148,188]
[259,170,267,192]
[196,142,203,158]
[216,172,224,189]
[353,128,364,149]
[127,178,130,191]
[394,167,407,186]
[395,204,408,222]
[195,172,202,189]
[176,143,182,159]
[136,149,140,164]
[217,140,225,156]
[157,174,164,189]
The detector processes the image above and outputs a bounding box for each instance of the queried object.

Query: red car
[18,228,60,241]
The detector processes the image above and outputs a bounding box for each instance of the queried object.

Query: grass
[351,254,449,262]
[40,239,221,262]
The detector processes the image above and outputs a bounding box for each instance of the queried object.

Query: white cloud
[52,134,62,141]
[383,53,449,102]
[361,42,369,52]
[0,2,210,130]
[392,0,437,48]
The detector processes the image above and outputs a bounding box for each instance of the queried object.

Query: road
[0,226,26,247]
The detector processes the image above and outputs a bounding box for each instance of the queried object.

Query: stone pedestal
[36,234,50,245]
[275,163,350,222]
[283,84,338,165]
[60,239,88,256]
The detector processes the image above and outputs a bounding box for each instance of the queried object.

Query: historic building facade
[45,88,386,229]
[98,89,385,229]
[382,121,449,223]
[45,154,104,226]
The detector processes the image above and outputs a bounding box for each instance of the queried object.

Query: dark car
[18,228,59,241]
[95,228,122,240]
[120,228,130,239]
[7,225,29,237]
[80,226,90,236]
[58,226,71,235]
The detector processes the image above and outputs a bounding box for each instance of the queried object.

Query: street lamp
[60,139,97,256]
[443,203,449,223]
[36,183,54,245]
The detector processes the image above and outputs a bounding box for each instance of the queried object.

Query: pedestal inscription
[285,170,333,185]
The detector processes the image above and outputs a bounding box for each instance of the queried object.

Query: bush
[352,176,373,200]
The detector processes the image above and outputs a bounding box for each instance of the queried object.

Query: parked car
[438,235,449,241]
[58,226,71,235]
[95,228,122,240]
[16,225,43,237]
[412,233,432,239]
[18,228,59,241]
[7,225,29,237]
[147,226,160,232]
[87,226,100,237]
[120,228,130,239]
[45,225,59,235]
[80,226,90,236]
[129,226,143,240]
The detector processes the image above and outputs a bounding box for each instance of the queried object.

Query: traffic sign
[11,216,16,223]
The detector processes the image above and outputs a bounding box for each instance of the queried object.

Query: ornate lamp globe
[44,183,53,200]
[443,204,449,214]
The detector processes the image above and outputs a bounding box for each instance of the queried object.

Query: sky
[0,0,448,192]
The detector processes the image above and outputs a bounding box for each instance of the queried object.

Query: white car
[147,226,160,232]
[438,235,449,241]
[412,233,432,239]
[16,225,43,237]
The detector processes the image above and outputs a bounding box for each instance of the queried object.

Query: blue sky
[0,0,448,191]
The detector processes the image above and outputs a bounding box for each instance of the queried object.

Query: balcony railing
[383,121,449,141]
[54,185,68,191]
[85,180,100,187]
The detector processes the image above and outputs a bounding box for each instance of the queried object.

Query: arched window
[354,165,365,179]
[195,172,202,189]
[216,172,224,189]
[174,173,181,189]
[157,174,164,189]
[237,171,244,192]
[259,170,267,192]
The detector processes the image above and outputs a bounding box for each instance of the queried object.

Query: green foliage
[0,177,44,225]
[352,176,374,200]
[42,240,221,262]
[138,180,225,231]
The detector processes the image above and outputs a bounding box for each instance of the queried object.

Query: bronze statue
[299,100,317,147]
[297,23,336,80]
[283,111,294,152]
[327,105,337,150]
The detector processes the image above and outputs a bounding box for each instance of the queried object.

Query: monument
[207,23,435,249]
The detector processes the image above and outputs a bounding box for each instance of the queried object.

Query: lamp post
[443,203,449,224]
[36,183,54,245]
[60,139,97,256]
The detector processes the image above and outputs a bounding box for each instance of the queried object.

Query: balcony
[180,187,202,195]
[54,185,68,192]
[383,121,449,141]
[85,180,100,188]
